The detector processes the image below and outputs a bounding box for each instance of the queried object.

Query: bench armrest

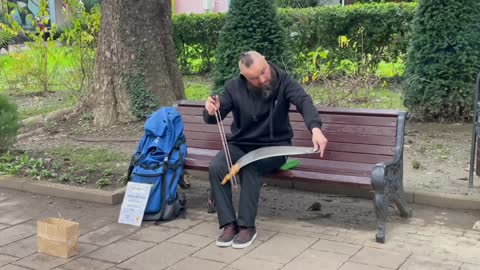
[371,112,407,191]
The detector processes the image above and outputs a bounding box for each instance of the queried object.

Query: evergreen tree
[403,0,480,121]
[212,0,291,92]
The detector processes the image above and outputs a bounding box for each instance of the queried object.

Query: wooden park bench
[174,100,412,243]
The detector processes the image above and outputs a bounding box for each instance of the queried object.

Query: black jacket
[203,63,322,147]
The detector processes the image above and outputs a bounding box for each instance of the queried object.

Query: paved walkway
[0,184,480,270]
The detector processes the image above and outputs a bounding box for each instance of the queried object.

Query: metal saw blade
[236,146,317,169]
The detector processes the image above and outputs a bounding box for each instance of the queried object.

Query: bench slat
[186,146,392,164]
[184,130,395,146]
[291,139,395,155]
[184,137,394,156]
[184,156,371,187]
[292,158,372,176]
[292,130,396,145]
[183,122,396,137]
[181,115,397,136]
[287,113,397,127]
[179,109,397,127]
[176,101,401,117]
[270,152,391,164]
[187,152,373,177]
[270,170,371,187]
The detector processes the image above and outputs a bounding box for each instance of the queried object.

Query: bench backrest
[175,101,404,172]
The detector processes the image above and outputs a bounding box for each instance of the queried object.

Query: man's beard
[246,67,277,99]
[262,88,273,98]
[247,82,273,98]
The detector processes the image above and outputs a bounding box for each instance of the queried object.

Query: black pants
[209,144,286,229]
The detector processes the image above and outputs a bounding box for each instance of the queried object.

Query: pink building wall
[174,0,229,14]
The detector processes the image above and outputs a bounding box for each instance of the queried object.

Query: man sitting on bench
[203,51,328,249]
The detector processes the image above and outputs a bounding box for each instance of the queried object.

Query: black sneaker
[232,227,257,249]
[216,223,238,247]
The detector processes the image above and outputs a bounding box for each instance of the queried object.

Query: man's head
[238,51,273,91]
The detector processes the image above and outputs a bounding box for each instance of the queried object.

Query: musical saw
[221,146,318,185]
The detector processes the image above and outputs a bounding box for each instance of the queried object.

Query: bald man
[203,51,327,249]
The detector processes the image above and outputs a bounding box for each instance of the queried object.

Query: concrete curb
[0,175,125,205]
[406,190,480,210]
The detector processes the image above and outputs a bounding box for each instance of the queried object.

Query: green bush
[172,13,224,74]
[0,12,15,49]
[0,94,19,152]
[279,3,415,73]
[403,0,480,121]
[82,0,102,12]
[275,0,318,8]
[171,3,416,76]
[354,0,415,3]
[0,30,15,49]
[212,0,291,92]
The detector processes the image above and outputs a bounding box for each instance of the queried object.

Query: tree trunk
[79,0,185,127]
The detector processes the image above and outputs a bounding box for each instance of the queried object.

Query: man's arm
[203,85,234,124]
[284,77,322,131]
[285,76,328,157]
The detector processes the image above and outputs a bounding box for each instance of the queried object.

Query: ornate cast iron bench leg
[392,161,413,218]
[372,166,387,243]
[371,158,412,243]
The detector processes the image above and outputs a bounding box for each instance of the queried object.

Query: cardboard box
[37,218,79,258]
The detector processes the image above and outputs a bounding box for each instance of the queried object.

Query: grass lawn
[183,75,212,101]
[49,146,130,166]
[0,44,88,94]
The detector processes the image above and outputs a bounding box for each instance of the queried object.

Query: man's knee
[253,156,286,176]
[209,152,228,175]
[239,163,261,183]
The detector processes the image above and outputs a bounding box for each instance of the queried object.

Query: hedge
[172,13,224,74]
[172,2,416,75]
[403,0,480,121]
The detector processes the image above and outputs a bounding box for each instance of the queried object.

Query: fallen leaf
[307,202,322,211]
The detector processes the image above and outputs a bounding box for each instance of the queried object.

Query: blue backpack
[127,107,188,223]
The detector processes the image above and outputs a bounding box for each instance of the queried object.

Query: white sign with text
[118,182,151,226]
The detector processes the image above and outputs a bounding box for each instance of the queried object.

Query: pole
[469,72,480,189]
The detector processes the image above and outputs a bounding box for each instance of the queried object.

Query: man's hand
[205,95,220,116]
[311,128,328,158]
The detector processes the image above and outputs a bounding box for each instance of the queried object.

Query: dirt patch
[10,91,75,120]
[0,146,130,191]
[403,121,480,196]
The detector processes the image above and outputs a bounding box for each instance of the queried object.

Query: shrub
[59,1,101,93]
[0,30,15,50]
[0,94,19,152]
[275,0,318,8]
[403,0,480,121]
[212,0,291,92]
[172,13,224,74]
[354,0,415,3]
[82,0,102,12]
[171,3,416,76]
[278,3,415,74]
